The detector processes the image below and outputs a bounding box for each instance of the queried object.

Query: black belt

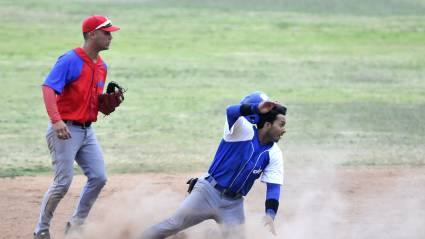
[63,120,92,128]
[205,176,242,200]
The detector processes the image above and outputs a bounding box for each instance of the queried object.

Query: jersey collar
[74,47,103,68]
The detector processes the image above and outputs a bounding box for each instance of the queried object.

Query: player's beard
[95,38,111,51]
[103,41,111,50]
[101,42,110,51]
[265,131,280,143]
[271,131,284,143]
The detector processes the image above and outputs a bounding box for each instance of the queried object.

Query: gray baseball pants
[140,178,246,239]
[34,122,107,233]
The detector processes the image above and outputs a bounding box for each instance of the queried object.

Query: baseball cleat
[34,230,50,239]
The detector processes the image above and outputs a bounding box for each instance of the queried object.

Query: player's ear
[264,121,272,129]
[86,31,96,40]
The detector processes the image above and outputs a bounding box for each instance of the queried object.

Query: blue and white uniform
[141,101,284,239]
[208,104,284,196]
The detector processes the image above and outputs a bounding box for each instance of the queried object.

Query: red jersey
[43,48,107,123]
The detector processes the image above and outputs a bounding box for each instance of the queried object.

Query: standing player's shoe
[34,230,50,239]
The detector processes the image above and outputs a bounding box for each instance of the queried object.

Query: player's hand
[258,101,280,114]
[53,120,71,140]
[263,215,277,236]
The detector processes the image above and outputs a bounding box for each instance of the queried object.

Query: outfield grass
[0,0,424,176]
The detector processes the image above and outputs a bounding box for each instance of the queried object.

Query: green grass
[0,0,424,176]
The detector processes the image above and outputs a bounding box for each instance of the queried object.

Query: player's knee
[52,175,73,195]
[50,185,71,199]
[89,174,107,188]
[164,216,187,233]
[166,215,183,227]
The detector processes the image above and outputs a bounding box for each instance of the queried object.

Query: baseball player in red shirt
[33,15,123,239]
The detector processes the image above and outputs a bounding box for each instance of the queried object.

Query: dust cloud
[64,159,424,239]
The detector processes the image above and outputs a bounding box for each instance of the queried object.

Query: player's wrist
[51,118,61,124]
[265,198,279,221]
[266,209,276,220]
[240,103,260,116]
[251,103,260,114]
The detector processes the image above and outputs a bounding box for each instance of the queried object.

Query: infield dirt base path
[1,167,424,239]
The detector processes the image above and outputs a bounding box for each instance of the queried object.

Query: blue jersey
[207,105,284,196]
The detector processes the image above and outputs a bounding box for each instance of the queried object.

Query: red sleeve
[42,85,62,123]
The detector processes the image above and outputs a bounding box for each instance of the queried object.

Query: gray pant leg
[35,125,83,233]
[71,127,107,224]
[215,186,246,239]
[141,180,216,239]
[218,200,246,239]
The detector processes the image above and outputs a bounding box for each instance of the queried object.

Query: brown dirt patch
[1,167,424,239]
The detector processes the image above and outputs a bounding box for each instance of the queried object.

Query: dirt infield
[1,167,424,239]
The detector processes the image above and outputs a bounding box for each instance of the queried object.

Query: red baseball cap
[82,15,120,33]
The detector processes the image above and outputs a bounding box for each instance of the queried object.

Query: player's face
[93,30,113,50]
[268,114,286,143]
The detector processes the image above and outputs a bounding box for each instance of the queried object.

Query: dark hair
[257,105,287,129]
[83,32,89,40]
